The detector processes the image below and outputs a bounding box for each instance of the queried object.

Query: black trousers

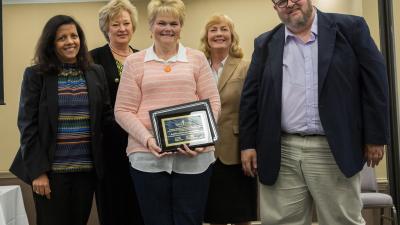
[130,165,213,225]
[33,172,96,225]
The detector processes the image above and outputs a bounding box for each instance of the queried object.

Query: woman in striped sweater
[10,15,112,225]
[114,0,221,225]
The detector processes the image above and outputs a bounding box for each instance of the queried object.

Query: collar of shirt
[284,10,318,43]
[144,42,188,63]
[209,55,228,82]
[209,55,228,70]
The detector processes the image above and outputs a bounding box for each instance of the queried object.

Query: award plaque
[149,100,218,152]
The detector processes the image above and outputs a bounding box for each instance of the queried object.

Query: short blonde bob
[147,0,185,26]
[98,0,138,42]
[200,14,243,59]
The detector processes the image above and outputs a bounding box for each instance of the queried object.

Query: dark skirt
[204,159,258,224]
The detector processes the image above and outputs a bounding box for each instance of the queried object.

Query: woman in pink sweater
[114,0,220,224]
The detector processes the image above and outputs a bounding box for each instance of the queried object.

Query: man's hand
[241,149,257,177]
[32,173,51,199]
[364,144,385,168]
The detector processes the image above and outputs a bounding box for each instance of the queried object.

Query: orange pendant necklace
[164,65,172,73]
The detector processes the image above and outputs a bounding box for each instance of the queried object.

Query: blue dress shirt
[281,13,324,135]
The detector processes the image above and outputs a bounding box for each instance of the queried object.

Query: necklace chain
[109,44,132,57]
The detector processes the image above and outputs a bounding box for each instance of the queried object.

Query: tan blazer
[214,56,249,165]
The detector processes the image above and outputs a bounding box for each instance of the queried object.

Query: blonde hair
[147,0,186,26]
[99,0,138,42]
[200,14,243,59]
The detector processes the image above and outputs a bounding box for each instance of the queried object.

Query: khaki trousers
[259,134,365,225]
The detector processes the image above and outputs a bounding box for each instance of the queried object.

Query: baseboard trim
[0,172,391,191]
[0,171,16,179]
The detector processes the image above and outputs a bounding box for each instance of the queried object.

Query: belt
[283,132,324,137]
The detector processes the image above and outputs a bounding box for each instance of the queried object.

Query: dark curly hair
[33,15,91,74]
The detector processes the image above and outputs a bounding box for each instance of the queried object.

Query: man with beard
[239,0,389,224]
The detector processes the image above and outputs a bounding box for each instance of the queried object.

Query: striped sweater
[52,64,93,173]
[115,47,221,155]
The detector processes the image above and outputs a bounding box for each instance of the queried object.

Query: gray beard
[285,3,314,31]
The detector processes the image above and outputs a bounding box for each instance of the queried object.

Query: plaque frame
[149,100,218,152]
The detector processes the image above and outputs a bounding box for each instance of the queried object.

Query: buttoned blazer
[239,10,390,185]
[10,64,113,184]
[215,56,249,165]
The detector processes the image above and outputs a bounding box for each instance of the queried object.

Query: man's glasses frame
[272,0,301,8]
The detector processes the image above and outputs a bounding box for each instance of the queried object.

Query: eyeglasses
[272,0,301,8]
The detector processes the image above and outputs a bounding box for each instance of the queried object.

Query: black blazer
[239,11,390,185]
[10,64,113,184]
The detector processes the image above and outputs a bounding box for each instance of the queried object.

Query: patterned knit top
[51,64,93,173]
[116,59,124,77]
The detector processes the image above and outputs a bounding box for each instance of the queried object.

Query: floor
[203,222,319,225]
[203,223,318,225]
[0,176,383,225]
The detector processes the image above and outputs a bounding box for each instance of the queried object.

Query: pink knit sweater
[115,47,221,155]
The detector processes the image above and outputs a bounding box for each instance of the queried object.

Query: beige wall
[315,0,363,15]
[0,0,392,181]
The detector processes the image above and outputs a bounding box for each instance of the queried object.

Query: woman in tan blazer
[201,14,257,225]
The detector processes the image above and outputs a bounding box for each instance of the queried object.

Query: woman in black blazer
[90,1,143,225]
[10,15,112,225]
